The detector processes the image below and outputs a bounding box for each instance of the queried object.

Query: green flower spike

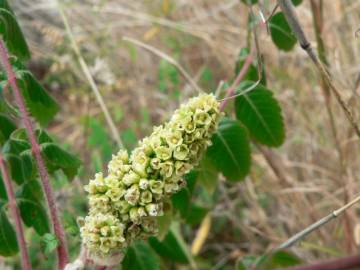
[81,93,221,260]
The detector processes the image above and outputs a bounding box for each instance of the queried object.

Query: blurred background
[4,0,360,269]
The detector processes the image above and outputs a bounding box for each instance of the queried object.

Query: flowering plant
[81,94,221,260]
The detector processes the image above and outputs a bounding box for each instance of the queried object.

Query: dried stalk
[276,194,360,250]
[277,0,360,139]
[57,3,124,149]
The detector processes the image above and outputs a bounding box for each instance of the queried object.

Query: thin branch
[277,0,360,139]
[122,36,203,94]
[0,155,32,270]
[275,194,360,250]
[0,39,69,269]
[219,46,255,111]
[57,3,124,149]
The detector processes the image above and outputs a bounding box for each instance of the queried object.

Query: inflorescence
[80,93,221,258]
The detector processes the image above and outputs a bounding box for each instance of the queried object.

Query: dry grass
[11,0,360,267]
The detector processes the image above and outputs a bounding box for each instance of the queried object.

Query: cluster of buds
[80,93,221,258]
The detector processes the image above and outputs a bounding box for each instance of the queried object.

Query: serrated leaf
[18,198,50,235]
[2,128,30,155]
[235,81,285,147]
[269,12,297,51]
[0,208,18,256]
[17,72,59,126]
[36,130,53,144]
[207,118,251,181]
[196,156,218,195]
[0,1,30,60]
[171,187,190,218]
[17,179,44,202]
[149,222,193,265]
[0,113,16,145]
[292,0,302,6]
[40,143,81,180]
[19,150,35,181]
[241,0,257,5]
[264,251,301,269]
[122,240,160,270]
[40,233,59,256]
[3,153,26,184]
[0,175,7,201]
[185,204,209,226]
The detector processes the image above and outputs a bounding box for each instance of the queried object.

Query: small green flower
[124,185,140,205]
[140,190,152,205]
[173,144,189,160]
[165,130,183,148]
[114,200,131,214]
[184,120,196,134]
[159,161,174,178]
[131,150,149,177]
[174,161,191,175]
[145,203,160,216]
[139,178,149,190]
[155,146,172,161]
[149,180,164,194]
[194,109,212,126]
[150,157,161,170]
[122,171,140,186]
[105,186,125,201]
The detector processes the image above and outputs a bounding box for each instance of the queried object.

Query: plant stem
[309,0,354,251]
[0,155,32,270]
[219,46,255,111]
[0,39,69,269]
[277,0,360,139]
[275,194,360,250]
[57,3,124,149]
[285,253,360,270]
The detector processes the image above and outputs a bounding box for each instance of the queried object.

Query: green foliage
[17,199,50,235]
[241,0,257,5]
[122,240,161,270]
[235,81,285,147]
[196,156,218,194]
[207,118,251,181]
[264,251,301,269]
[40,233,59,256]
[0,175,7,200]
[0,113,16,145]
[41,143,82,180]
[0,0,30,60]
[269,12,297,51]
[3,153,27,184]
[17,180,44,202]
[149,223,193,264]
[237,251,301,269]
[292,0,303,6]
[17,71,60,126]
[0,208,18,256]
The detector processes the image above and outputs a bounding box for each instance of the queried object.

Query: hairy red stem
[0,40,69,269]
[0,155,32,270]
[286,253,360,270]
[219,46,255,111]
